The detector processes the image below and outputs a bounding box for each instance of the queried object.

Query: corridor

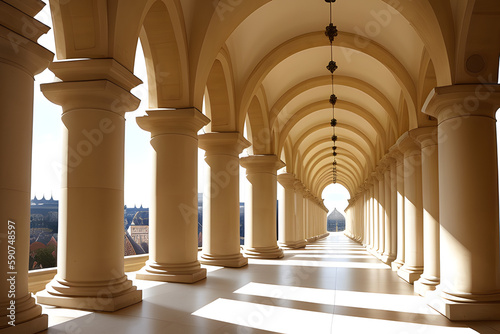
[40,234,500,334]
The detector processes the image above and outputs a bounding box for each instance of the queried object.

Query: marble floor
[40,233,500,334]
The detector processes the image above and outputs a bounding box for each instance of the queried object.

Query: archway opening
[322,183,350,232]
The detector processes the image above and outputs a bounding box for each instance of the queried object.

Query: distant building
[327,208,346,232]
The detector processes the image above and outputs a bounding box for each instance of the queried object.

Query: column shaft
[414,127,440,295]
[391,149,405,271]
[198,132,249,267]
[240,155,284,259]
[424,85,500,320]
[136,109,209,283]
[0,2,53,330]
[278,174,307,249]
[37,60,142,311]
[397,131,424,284]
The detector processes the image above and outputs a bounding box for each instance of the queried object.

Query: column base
[244,246,284,259]
[380,254,396,265]
[426,289,500,321]
[200,253,248,268]
[0,314,47,334]
[1,295,48,333]
[397,265,423,284]
[391,259,404,271]
[306,237,317,243]
[136,260,207,283]
[414,275,440,296]
[36,275,142,311]
[278,240,307,249]
[318,233,330,239]
[36,289,142,312]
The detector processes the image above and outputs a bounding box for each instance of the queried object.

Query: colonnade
[345,85,500,320]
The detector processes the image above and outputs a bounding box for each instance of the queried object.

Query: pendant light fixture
[325,0,338,184]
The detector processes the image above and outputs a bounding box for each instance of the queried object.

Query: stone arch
[246,90,271,155]
[205,47,236,132]
[139,0,189,108]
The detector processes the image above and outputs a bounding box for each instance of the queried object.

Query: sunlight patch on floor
[248,258,390,269]
[192,298,333,334]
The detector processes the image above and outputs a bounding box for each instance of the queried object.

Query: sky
[30,2,499,215]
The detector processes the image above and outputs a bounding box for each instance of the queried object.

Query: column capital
[397,130,421,157]
[137,108,210,137]
[293,179,305,192]
[412,126,438,149]
[42,80,140,115]
[277,172,296,189]
[423,84,500,122]
[388,145,404,164]
[0,9,53,76]
[48,59,143,92]
[240,155,285,173]
[198,132,250,156]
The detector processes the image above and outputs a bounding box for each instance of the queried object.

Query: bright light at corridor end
[322,183,349,213]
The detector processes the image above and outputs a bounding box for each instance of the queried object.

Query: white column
[240,155,284,259]
[294,180,307,246]
[424,85,500,320]
[382,157,395,264]
[198,132,250,267]
[376,169,385,257]
[391,148,405,271]
[136,109,209,283]
[37,60,142,311]
[414,127,440,295]
[0,2,53,331]
[397,131,424,284]
[278,173,306,249]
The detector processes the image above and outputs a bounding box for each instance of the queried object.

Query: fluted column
[198,132,250,267]
[135,109,209,283]
[278,173,306,249]
[424,85,500,320]
[293,180,307,245]
[391,147,405,271]
[0,1,53,331]
[240,155,284,259]
[37,59,142,310]
[397,131,424,284]
[414,127,440,295]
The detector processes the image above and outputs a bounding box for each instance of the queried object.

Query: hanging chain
[325,0,338,184]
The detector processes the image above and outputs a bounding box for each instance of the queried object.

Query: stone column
[376,168,385,257]
[198,132,250,267]
[240,155,284,259]
[414,127,440,296]
[362,186,369,246]
[293,180,307,246]
[382,157,395,264]
[424,85,500,320]
[391,148,405,271]
[371,173,379,253]
[389,157,398,263]
[0,2,53,331]
[135,109,209,283]
[278,173,306,249]
[37,60,142,310]
[397,131,424,284]
[368,182,375,249]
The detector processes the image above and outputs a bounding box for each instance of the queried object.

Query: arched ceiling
[216,0,431,197]
[46,0,500,198]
